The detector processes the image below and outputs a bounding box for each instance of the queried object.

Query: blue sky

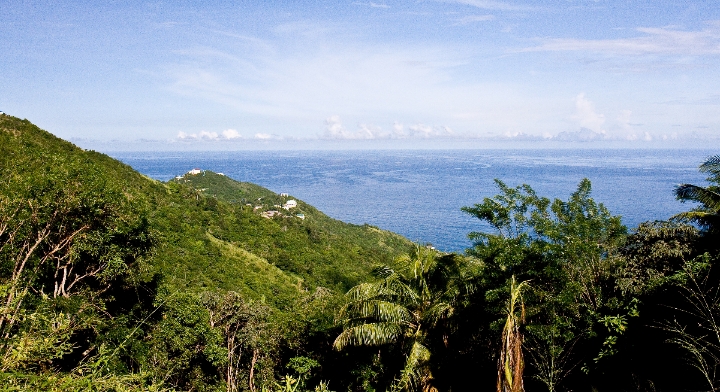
[2,0,720,148]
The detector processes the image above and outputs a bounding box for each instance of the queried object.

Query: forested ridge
[1,114,719,391]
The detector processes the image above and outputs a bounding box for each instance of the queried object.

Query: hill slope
[0,114,417,390]
[1,114,413,306]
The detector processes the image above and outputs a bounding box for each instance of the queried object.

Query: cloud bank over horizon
[162,91,714,146]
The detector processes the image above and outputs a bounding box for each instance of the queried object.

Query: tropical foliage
[674,155,720,232]
[334,246,471,392]
[2,114,720,391]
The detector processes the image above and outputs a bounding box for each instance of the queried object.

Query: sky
[1,0,720,149]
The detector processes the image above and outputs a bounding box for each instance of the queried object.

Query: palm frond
[335,244,470,392]
[394,341,435,392]
[333,322,404,349]
[345,279,418,303]
[345,282,380,301]
[671,211,720,229]
[422,303,453,327]
[699,155,720,181]
[340,300,413,324]
[397,246,438,279]
[675,184,720,211]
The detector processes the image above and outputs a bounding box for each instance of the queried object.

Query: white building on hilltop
[283,200,297,210]
[187,168,202,175]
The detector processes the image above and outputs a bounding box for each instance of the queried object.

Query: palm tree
[333,246,468,392]
[674,155,720,232]
[497,276,528,392]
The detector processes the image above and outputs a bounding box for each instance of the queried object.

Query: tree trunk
[249,348,259,392]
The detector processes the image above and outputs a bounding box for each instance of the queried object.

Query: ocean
[111,149,715,252]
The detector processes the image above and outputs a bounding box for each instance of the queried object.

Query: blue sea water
[111,149,715,252]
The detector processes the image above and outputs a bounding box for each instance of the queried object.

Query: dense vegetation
[1,114,719,391]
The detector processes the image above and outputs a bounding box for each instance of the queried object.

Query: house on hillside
[280,192,289,197]
[283,200,297,210]
[188,168,202,175]
[261,210,280,219]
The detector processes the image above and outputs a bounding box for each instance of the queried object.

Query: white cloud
[159,17,720,143]
[322,117,381,140]
[222,129,241,139]
[357,124,382,139]
[199,131,219,140]
[324,115,348,139]
[175,129,244,142]
[573,93,605,133]
[554,128,604,142]
[321,117,456,140]
[392,122,406,137]
[408,124,455,138]
[523,24,720,56]
[164,30,574,138]
[169,31,601,140]
[500,131,544,141]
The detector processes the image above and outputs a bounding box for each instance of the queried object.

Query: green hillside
[170,170,412,291]
[0,114,413,390]
[1,115,411,301]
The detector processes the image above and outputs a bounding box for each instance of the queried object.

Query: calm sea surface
[111,149,715,252]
